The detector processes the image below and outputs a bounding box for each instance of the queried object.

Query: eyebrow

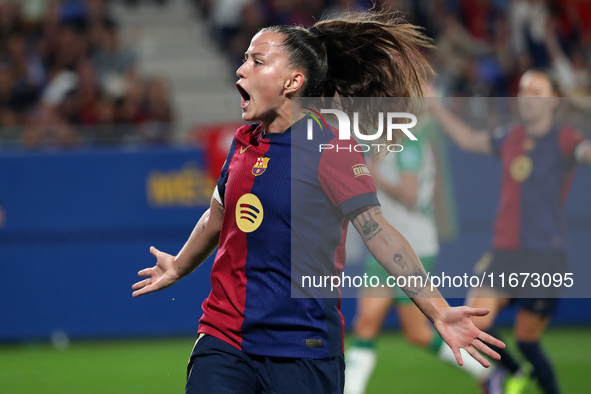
[244,52,266,58]
[244,40,281,58]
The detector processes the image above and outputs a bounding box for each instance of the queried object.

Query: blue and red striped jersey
[490,124,585,251]
[198,116,378,358]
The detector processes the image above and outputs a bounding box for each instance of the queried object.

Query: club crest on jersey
[510,155,533,182]
[252,157,270,176]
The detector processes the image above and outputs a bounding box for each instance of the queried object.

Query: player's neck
[262,118,290,134]
[262,101,305,134]
[524,116,553,137]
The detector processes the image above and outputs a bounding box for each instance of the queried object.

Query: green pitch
[0,338,192,393]
[360,327,590,393]
[0,328,588,393]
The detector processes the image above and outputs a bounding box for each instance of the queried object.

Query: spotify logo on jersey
[236,193,264,232]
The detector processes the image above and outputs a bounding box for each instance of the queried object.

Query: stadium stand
[1,0,588,148]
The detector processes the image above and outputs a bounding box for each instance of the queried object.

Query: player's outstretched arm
[349,205,505,367]
[426,87,493,155]
[132,193,224,297]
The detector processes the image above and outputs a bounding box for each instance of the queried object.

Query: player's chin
[241,112,254,122]
[241,109,257,122]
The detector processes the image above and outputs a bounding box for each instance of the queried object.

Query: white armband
[213,186,223,207]
[574,141,590,163]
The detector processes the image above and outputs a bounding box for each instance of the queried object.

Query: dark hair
[263,11,433,98]
[526,68,562,97]
[261,25,327,98]
[262,11,434,144]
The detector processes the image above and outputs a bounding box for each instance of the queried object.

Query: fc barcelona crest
[252,157,270,176]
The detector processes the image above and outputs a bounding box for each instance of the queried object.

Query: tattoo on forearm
[393,253,408,269]
[392,247,430,298]
[402,269,429,297]
[197,210,211,234]
[359,210,378,236]
[403,287,419,297]
[354,206,383,242]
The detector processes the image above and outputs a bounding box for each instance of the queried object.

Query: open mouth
[237,84,251,109]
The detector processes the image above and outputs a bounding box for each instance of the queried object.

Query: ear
[284,71,305,96]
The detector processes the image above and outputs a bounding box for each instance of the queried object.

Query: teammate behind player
[133,11,506,394]
[429,70,591,394]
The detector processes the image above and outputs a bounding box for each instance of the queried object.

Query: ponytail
[314,11,433,99]
[262,10,434,144]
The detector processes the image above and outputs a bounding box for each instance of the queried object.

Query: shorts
[186,333,345,394]
[474,249,567,316]
[365,253,437,303]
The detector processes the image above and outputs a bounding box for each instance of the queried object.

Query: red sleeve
[559,126,585,159]
[318,137,379,216]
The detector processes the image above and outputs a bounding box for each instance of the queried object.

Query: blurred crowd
[196,0,591,98]
[2,0,590,149]
[0,0,173,149]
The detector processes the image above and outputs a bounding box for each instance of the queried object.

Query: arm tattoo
[393,247,429,297]
[197,210,211,234]
[401,269,429,297]
[359,210,379,236]
[353,206,383,242]
[393,253,408,269]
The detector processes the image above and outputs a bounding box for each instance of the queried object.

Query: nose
[236,62,246,79]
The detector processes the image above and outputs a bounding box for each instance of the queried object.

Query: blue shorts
[476,250,566,316]
[514,297,559,317]
[186,334,345,394]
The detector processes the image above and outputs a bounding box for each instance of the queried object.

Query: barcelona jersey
[490,124,585,251]
[198,116,378,358]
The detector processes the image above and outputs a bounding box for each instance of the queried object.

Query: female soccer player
[429,70,591,394]
[132,11,505,394]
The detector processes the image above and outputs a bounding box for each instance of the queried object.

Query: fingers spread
[465,307,490,317]
[465,345,491,368]
[138,268,152,277]
[473,339,501,360]
[132,286,150,298]
[132,278,151,291]
[150,246,160,258]
[453,347,464,366]
[478,331,506,349]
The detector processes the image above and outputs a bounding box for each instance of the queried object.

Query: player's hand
[132,246,181,297]
[433,306,505,368]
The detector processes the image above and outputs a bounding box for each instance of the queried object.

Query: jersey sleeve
[558,126,586,160]
[396,140,423,173]
[318,139,379,217]
[215,139,236,207]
